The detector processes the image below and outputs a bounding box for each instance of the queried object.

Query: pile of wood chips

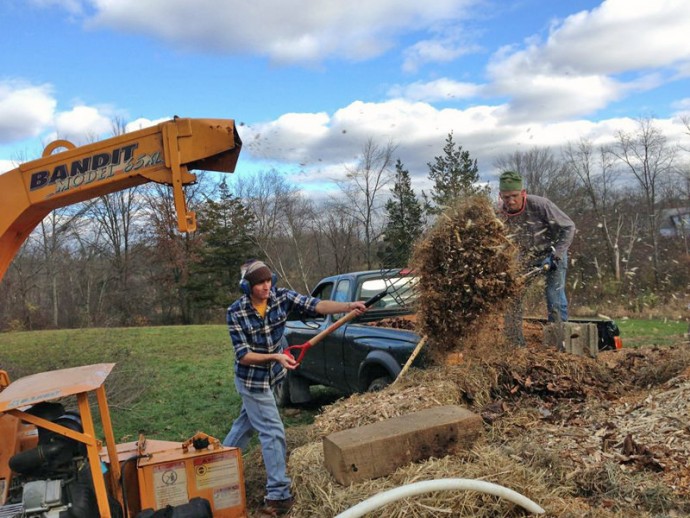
[410,196,521,358]
[283,343,690,517]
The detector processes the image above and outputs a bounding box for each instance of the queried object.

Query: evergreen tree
[191,179,257,311]
[380,160,424,267]
[427,132,486,213]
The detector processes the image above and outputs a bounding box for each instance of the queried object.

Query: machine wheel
[367,376,393,393]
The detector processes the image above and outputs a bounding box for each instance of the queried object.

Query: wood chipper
[0,118,248,517]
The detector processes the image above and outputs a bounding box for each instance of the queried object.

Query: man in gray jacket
[498,170,576,346]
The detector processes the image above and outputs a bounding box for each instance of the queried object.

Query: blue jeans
[223,377,291,501]
[504,252,569,346]
[545,252,568,322]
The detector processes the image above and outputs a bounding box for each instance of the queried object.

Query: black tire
[272,376,291,407]
[367,376,393,392]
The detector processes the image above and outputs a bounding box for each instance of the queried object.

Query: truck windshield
[359,275,418,311]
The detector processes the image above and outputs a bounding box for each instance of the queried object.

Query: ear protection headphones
[239,260,278,296]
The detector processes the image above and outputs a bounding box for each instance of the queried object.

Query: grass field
[0,319,687,443]
[0,326,235,441]
[617,317,688,347]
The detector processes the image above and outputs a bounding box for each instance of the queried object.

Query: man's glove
[541,252,559,271]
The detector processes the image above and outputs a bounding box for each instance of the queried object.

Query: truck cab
[278,270,422,406]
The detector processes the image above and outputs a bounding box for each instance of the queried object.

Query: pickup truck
[275,270,622,406]
[275,269,422,406]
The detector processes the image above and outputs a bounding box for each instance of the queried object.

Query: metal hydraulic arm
[0,117,242,282]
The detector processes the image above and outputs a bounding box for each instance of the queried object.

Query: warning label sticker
[213,484,242,510]
[153,461,189,508]
[194,451,240,490]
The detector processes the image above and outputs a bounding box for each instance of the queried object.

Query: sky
[1,0,690,198]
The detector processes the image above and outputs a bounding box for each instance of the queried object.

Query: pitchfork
[283,290,388,363]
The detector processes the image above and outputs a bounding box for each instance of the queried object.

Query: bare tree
[610,118,677,287]
[562,139,631,280]
[68,220,111,326]
[233,169,317,291]
[336,138,397,269]
[313,199,362,276]
[493,147,577,210]
[37,206,91,327]
[88,187,146,321]
[0,236,44,330]
[140,176,213,324]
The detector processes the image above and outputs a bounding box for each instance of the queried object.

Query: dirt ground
[241,321,690,517]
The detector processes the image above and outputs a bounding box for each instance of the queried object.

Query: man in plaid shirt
[223,260,366,516]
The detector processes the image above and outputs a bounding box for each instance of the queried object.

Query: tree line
[0,117,688,331]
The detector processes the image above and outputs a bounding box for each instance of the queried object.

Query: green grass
[617,318,688,348]
[0,325,322,445]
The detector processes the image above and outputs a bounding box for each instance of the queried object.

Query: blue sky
[1,0,689,196]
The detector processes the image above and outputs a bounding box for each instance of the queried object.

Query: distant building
[660,208,690,237]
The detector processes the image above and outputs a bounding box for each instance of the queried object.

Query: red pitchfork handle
[284,290,388,363]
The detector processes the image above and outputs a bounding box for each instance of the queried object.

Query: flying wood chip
[411,196,521,356]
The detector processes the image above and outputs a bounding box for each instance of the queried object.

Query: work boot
[259,497,294,516]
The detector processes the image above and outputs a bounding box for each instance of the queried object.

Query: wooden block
[544,323,598,358]
[322,405,482,485]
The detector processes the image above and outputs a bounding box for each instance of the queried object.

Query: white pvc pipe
[334,478,546,517]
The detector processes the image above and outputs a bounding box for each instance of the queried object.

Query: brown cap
[242,260,273,286]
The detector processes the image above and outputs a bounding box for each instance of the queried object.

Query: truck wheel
[272,377,291,407]
[367,376,392,392]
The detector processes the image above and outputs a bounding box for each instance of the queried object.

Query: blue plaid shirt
[227,287,320,392]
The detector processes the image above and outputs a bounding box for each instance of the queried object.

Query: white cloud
[0,82,132,150]
[0,81,56,142]
[671,98,690,115]
[243,112,331,163]
[0,159,16,174]
[53,105,116,144]
[387,78,483,103]
[240,99,690,192]
[541,0,690,75]
[402,38,481,73]
[125,117,172,132]
[486,0,690,121]
[491,73,623,122]
[83,0,477,64]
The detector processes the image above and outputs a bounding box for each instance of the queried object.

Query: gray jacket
[501,194,575,262]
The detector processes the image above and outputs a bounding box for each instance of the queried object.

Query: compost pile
[410,196,521,358]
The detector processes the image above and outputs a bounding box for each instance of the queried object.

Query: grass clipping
[411,196,520,358]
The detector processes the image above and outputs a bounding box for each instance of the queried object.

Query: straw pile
[410,196,521,358]
[279,345,690,517]
[289,442,574,518]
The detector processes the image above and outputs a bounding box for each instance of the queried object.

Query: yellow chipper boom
[0,117,242,282]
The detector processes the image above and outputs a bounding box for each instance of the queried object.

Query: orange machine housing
[136,444,247,517]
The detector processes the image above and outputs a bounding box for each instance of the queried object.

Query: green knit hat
[499,170,523,192]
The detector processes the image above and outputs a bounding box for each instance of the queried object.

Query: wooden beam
[323,405,482,485]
